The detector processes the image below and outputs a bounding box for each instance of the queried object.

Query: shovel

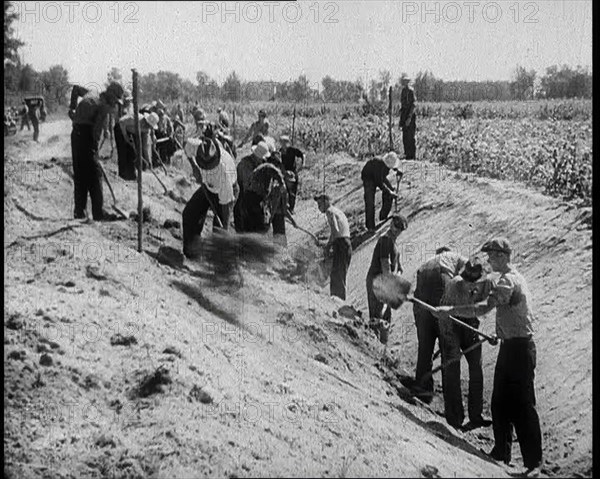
[97,160,129,219]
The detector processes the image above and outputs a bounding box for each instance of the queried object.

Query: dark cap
[460,258,484,282]
[391,214,408,231]
[481,237,512,255]
[314,194,331,202]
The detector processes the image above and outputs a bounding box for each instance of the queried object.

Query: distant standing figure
[19,101,30,131]
[400,77,417,160]
[238,109,269,147]
[314,194,352,301]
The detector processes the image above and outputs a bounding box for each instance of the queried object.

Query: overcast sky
[11,0,593,88]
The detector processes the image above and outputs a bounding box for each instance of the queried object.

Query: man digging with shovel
[182,136,238,259]
[435,238,543,477]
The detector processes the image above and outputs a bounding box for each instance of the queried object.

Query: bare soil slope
[4,121,591,478]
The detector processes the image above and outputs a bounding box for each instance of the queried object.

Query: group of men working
[182,107,305,256]
[313,145,541,476]
[66,81,540,476]
[6,97,46,141]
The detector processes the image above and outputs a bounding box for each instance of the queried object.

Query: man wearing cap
[280,136,305,214]
[70,81,124,220]
[436,257,494,430]
[117,111,160,180]
[399,77,417,160]
[193,108,208,136]
[238,109,269,148]
[361,152,402,232]
[366,214,408,342]
[412,248,468,402]
[234,141,271,232]
[182,137,238,258]
[436,238,542,477]
[315,194,352,300]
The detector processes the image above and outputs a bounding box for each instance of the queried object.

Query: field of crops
[185,99,592,207]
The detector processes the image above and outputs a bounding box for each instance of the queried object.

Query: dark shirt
[237,154,264,193]
[400,87,416,123]
[69,85,90,111]
[71,92,114,151]
[361,158,393,190]
[281,146,304,173]
[368,235,400,277]
[414,252,467,307]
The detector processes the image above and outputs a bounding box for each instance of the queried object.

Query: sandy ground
[4,120,591,478]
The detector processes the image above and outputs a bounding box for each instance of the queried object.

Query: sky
[10,0,593,88]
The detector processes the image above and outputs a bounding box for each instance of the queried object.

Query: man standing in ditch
[361,152,402,232]
[70,82,124,221]
[436,238,542,477]
[279,135,305,214]
[365,214,408,343]
[314,194,352,301]
[436,258,494,430]
[411,247,468,403]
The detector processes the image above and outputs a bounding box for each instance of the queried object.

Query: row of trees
[4,1,592,107]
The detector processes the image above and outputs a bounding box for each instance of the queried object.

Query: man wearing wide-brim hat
[436,237,543,477]
[399,76,417,160]
[436,257,494,430]
[360,151,403,232]
[234,141,270,232]
[181,136,238,259]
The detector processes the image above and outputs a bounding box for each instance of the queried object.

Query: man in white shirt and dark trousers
[314,194,352,301]
[182,137,238,259]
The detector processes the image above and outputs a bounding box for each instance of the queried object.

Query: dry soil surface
[4,121,592,478]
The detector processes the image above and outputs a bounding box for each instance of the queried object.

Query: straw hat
[251,141,271,159]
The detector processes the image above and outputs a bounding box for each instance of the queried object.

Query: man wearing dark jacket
[70,82,124,220]
[279,135,304,214]
[412,248,468,402]
[361,152,402,231]
[400,77,417,159]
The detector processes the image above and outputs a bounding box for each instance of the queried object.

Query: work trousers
[71,124,104,220]
[439,316,484,427]
[413,304,440,393]
[363,180,394,230]
[30,114,40,142]
[114,125,137,181]
[330,237,352,300]
[402,116,416,160]
[366,272,392,322]
[20,115,31,131]
[491,337,542,469]
[285,174,299,213]
[182,187,230,257]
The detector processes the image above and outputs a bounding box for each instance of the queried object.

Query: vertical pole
[232,109,236,142]
[132,69,143,253]
[388,86,394,152]
[291,104,296,145]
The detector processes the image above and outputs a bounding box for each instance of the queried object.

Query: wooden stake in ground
[232,109,236,142]
[132,68,143,253]
[291,104,296,145]
[388,86,394,151]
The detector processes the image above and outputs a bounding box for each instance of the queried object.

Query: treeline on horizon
[4,2,592,109]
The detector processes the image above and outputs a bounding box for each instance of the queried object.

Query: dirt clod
[133,366,172,398]
[110,334,138,346]
[188,384,213,404]
[8,350,26,361]
[39,353,53,366]
[314,353,329,364]
[6,313,24,330]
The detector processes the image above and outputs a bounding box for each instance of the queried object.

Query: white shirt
[326,206,350,240]
[185,139,237,205]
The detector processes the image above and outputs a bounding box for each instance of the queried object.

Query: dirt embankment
[4,121,591,478]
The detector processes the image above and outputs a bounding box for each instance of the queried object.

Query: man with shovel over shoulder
[435,257,494,430]
[182,137,238,259]
[314,194,352,301]
[435,238,542,477]
[70,81,124,220]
